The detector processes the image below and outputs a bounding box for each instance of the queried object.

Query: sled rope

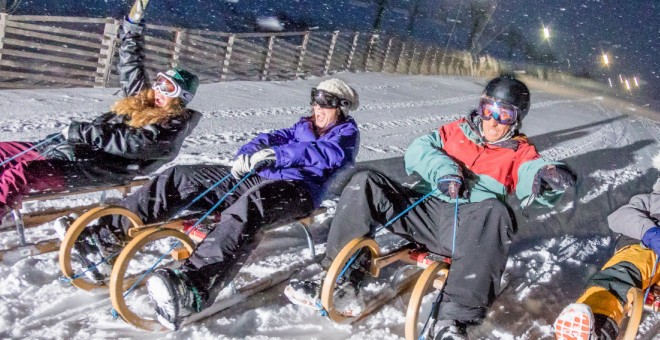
[110,170,255,318]
[336,178,463,284]
[0,134,61,168]
[173,173,233,218]
[58,250,121,283]
[643,256,660,305]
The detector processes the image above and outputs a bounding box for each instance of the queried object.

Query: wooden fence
[0,14,506,89]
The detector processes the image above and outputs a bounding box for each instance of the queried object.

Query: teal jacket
[404,114,566,208]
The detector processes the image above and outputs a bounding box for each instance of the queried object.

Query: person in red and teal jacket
[285,75,576,339]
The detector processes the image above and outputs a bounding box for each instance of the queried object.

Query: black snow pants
[103,164,315,305]
[326,170,514,323]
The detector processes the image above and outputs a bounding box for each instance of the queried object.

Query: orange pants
[577,244,659,324]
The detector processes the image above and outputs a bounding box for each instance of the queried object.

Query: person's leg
[555,241,660,339]
[578,243,659,323]
[325,169,420,260]
[0,142,48,209]
[407,198,514,324]
[178,179,315,306]
[102,164,263,234]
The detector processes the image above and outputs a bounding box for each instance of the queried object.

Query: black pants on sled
[326,170,514,323]
[102,164,315,305]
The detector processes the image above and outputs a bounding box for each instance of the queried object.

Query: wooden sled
[0,180,146,263]
[320,237,451,340]
[57,204,326,331]
[621,284,660,340]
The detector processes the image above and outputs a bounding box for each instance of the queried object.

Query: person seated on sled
[285,75,577,339]
[0,16,201,224]
[58,78,361,330]
[554,156,660,340]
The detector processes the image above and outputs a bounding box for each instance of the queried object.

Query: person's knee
[348,169,385,189]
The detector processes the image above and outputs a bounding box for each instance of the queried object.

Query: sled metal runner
[57,204,326,331]
[0,180,146,263]
[320,237,451,340]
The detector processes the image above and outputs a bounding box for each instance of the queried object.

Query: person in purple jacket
[61,78,360,330]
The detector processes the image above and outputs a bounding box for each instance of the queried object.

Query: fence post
[323,31,339,75]
[0,13,6,62]
[171,28,185,68]
[430,48,439,75]
[295,32,309,77]
[221,34,235,81]
[363,32,377,72]
[420,47,430,75]
[261,35,276,81]
[380,37,393,72]
[345,32,359,70]
[407,44,416,74]
[95,18,120,88]
[394,42,406,73]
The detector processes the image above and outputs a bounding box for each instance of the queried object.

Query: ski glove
[230,149,277,179]
[249,148,277,172]
[641,226,660,255]
[532,164,576,196]
[437,175,468,199]
[230,154,251,179]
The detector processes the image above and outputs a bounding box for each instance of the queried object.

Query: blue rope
[0,134,61,168]
[111,170,255,315]
[174,173,232,218]
[643,256,660,305]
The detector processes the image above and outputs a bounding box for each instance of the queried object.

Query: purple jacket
[236,116,360,207]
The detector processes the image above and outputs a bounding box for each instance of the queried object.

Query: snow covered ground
[0,73,659,339]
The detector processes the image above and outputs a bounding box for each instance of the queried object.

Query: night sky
[8,0,659,102]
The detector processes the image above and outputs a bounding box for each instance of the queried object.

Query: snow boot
[285,269,365,316]
[54,214,123,283]
[554,303,618,340]
[146,268,203,331]
[433,320,468,340]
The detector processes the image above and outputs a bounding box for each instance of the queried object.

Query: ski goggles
[310,88,351,109]
[152,73,181,98]
[477,96,520,126]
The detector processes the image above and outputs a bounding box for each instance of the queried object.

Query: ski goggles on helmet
[152,73,181,98]
[477,96,520,126]
[310,88,351,109]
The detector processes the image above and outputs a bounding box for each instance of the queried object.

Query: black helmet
[482,76,531,121]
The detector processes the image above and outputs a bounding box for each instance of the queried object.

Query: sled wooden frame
[0,180,146,263]
[59,206,326,331]
[321,236,451,339]
[621,285,660,340]
[106,207,326,331]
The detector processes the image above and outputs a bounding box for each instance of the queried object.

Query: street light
[542,25,551,40]
[602,53,609,67]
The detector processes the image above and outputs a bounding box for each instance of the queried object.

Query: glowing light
[608,78,613,87]
[633,77,639,87]
[602,53,609,66]
[624,79,631,91]
[542,25,551,40]
[619,74,624,83]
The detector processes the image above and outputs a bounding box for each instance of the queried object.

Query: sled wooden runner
[106,207,327,331]
[320,237,451,340]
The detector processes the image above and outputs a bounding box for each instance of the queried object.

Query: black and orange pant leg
[577,243,660,324]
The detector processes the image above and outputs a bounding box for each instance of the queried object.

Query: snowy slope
[0,73,659,339]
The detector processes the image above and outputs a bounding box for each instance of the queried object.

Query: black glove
[437,174,468,199]
[532,164,576,196]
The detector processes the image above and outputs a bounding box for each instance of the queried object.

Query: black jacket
[38,18,201,178]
